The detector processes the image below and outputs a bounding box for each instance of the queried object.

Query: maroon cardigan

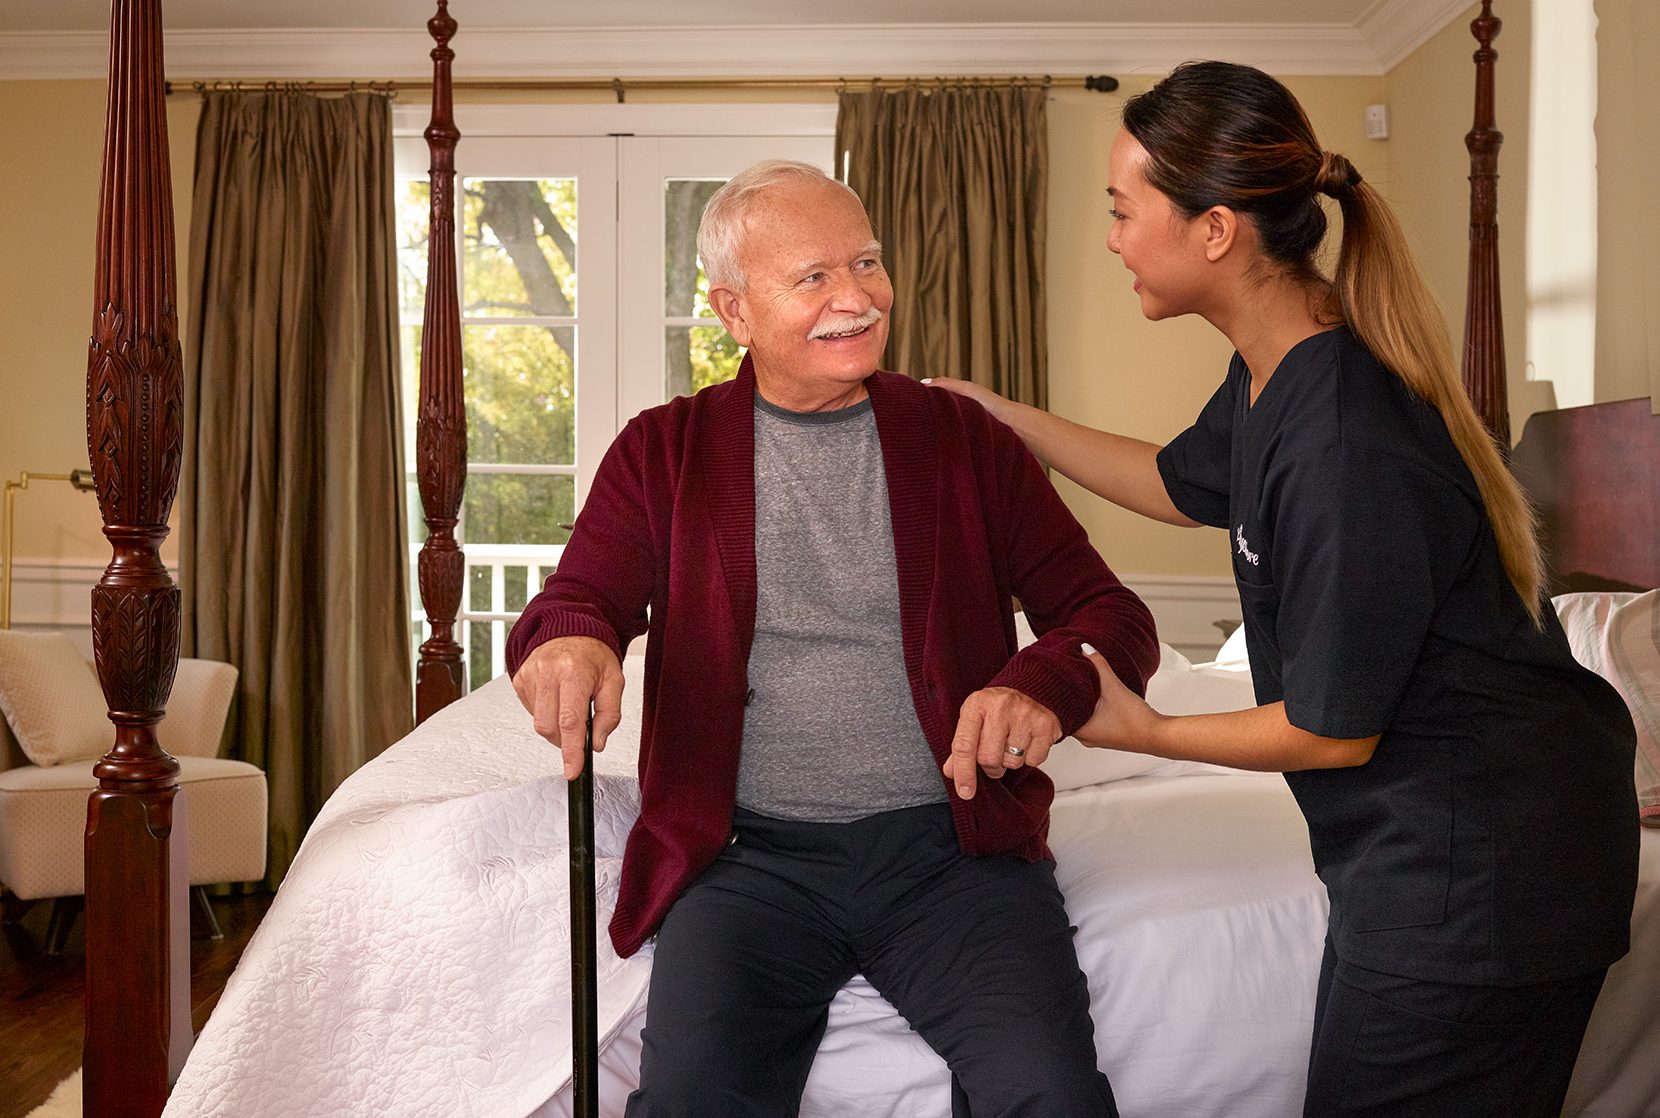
[507,357,1159,957]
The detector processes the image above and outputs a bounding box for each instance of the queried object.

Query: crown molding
[1359,0,1473,72]
[0,15,1469,84]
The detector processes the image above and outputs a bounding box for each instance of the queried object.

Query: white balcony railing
[410,542,565,688]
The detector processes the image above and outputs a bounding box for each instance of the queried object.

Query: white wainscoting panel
[11,560,1238,671]
[1119,574,1241,664]
[6,560,105,657]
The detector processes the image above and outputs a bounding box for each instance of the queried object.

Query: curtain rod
[164,74,1120,99]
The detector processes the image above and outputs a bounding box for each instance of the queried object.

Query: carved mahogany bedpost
[415,0,468,723]
[82,1,192,1115]
[1463,0,1510,447]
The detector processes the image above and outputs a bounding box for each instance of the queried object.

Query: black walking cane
[570,715,599,1117]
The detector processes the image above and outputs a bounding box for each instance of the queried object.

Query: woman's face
[1105,131,1214,321]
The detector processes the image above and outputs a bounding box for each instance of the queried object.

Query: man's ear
[708,285,752,347]
[1202,205,1238,263]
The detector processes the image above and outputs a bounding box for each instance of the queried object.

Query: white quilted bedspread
[162,674,652,1118]
[161,648,1660,1117]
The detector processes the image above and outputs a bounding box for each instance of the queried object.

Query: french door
[394,104,833,681]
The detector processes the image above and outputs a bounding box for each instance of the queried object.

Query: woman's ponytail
[1329,182,1544,624]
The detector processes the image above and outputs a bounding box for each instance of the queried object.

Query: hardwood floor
[0,890,273,1118]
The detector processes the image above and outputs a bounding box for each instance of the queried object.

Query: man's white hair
[696,160,865,293]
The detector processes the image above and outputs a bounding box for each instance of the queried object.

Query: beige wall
[1593,0,1660,409]
[1385,2,1545,437]
[0,80,198,569]
[1387,0,1659,429]
[6,10,1642,580]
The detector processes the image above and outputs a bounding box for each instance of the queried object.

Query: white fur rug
[27,1070,80,1117]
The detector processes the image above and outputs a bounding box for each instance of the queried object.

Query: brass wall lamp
[0,469,98,630]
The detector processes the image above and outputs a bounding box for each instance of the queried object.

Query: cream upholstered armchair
[0,630,267,953]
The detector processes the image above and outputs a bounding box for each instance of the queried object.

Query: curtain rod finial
[1084,75,1119,93]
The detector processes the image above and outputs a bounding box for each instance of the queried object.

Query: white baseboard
[1118,574,1241,663]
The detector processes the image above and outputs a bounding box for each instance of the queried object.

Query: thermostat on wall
[1365,103,1390,140]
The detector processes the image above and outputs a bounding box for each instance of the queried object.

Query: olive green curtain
[836,85,1049,407]
[180,91,412,887]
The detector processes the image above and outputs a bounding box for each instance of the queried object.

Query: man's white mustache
[810,308,884,339]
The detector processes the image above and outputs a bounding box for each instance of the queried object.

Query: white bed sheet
[164,672,1660,1118]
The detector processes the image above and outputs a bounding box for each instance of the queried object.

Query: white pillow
[0,630,112,767]
[1212,623,1250,668]
[1553,590,1660,827]
[1145,644,1258,717]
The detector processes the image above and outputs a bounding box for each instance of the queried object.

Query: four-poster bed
[75,1,1657,1117]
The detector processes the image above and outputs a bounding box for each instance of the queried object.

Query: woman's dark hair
[1122,61,1351,277]
[1122,61,1543,622]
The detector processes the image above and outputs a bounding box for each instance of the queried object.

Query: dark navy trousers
[1304,938,1606,1116]
[624,802,1116,1118]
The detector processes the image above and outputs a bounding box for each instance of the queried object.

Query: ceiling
[0,1,1471,80]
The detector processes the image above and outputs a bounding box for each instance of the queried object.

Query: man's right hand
[510,636,625,780]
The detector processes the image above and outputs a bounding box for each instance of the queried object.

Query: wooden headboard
[1510,399,1660,594]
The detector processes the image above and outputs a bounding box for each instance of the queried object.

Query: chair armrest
[159,658,239,758]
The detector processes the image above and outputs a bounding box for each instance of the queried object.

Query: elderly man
[507,160,1158,1117]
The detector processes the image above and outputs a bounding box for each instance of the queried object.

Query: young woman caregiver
[932,61,1637,1116]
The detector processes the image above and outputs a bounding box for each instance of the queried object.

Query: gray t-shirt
[735,394,948,822]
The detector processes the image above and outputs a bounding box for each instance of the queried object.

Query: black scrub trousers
[1158,327,1639,1117]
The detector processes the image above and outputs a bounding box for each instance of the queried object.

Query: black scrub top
[1157,327,1637,986]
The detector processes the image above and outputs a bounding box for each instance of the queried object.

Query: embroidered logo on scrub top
[1235,525,1260,566]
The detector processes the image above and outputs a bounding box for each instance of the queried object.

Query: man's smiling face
[710,178,893,407]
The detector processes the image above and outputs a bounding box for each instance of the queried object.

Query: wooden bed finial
[416,0,468,723]
[82,0,193,1114]
[1463,0,1510,448]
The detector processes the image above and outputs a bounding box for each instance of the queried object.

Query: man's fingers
[511,638,626,779]
[531,678,564,742]
[511,670,536,715]
[1022,738,1054,769]
[948,705,984,799]
[976,708,1009,778]
[998,716,1050,771]
[591,666,624,753]
[556,685,591,780]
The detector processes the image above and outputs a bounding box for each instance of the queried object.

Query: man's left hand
[943,687,1062,800]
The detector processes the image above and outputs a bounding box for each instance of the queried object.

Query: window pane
[464,324,575,465]
[405,475,423,545]
[469,564,492,612]
[664,179,724,317]
[462,178,578,318]
[666,326,741,399]
[397,180,431,319]
[462,474,575,547]
[503,565,531,614]
[401,324,422,465]
[468,621,494,691]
